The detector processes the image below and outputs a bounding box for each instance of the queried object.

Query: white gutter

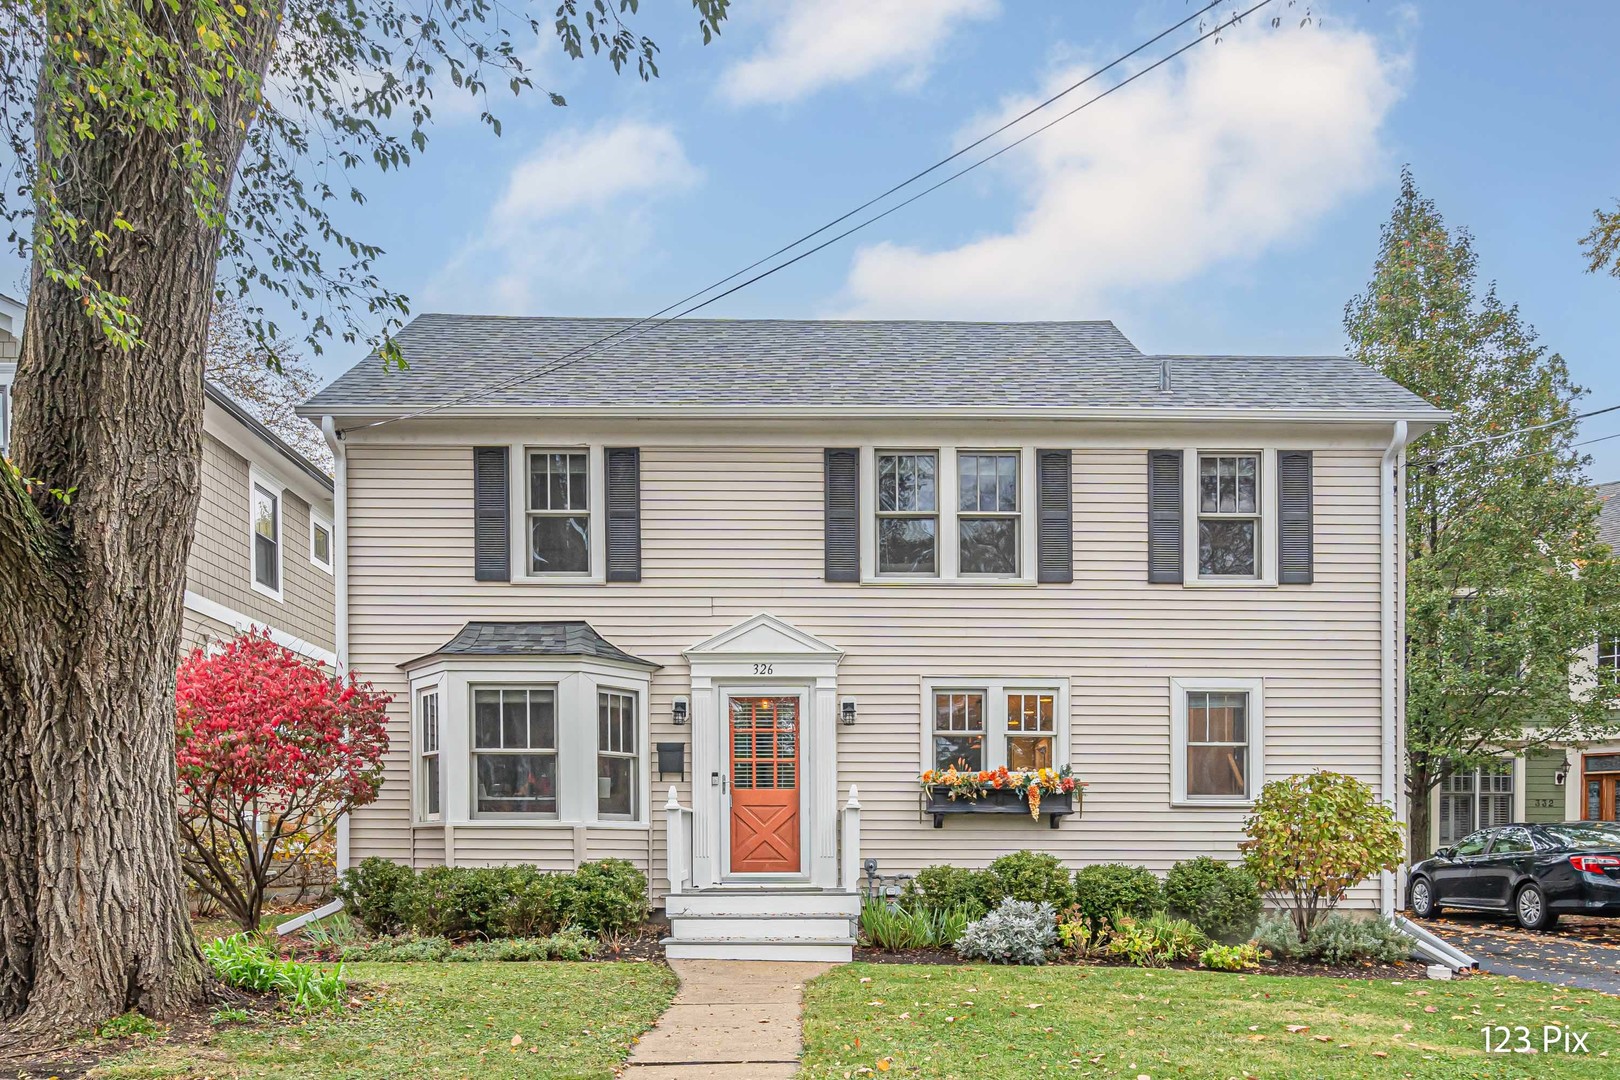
[1380,420,1410,916]
[321,416,352,874]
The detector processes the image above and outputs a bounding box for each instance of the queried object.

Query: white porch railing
[840,784,861,893]
[664,787,695,895]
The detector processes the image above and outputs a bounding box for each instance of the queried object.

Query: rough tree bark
[0,3,282,1045]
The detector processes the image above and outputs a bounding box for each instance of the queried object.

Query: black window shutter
[1035,449,1073,584]
[473,446,511,582]
[1278,450,1314,585]
[605,447,642,582]
[824,449,860,582]
[1147,450,1183,584]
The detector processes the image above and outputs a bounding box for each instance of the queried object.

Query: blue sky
[16,2,1620,474]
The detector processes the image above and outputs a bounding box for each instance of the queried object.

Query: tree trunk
[1407,758,1434,863]
[0,5,281,1046]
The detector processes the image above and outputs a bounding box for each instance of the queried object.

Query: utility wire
[1436,402,1620,455]
[1494,427,1620,466]
[360,0,1258,430]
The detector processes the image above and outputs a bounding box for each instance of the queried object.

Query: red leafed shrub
[176,631,391,930]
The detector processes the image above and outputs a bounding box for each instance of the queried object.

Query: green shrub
[1055,907,1100,957]
[1103,912,1208,967]
[1305,914,1411,965]
[398,865,547,938]
[859,899,972,950]
[450,930,600,962]
[335,857,415,936]
[1243,771,1404,942]
[1198,942,1266,972]
[1072,863,1163,932]
[563,858,649,936]
[339,935,453,962]
[987,851,1076,910]
[1164,857,1262,942]
[203,934,346,1011]
[1252,913,1307,959]
[953,899,1057,965]
[495,871,573,937]
[902,865,996,920]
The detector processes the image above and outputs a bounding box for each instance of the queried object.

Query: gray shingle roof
[304,315,1444,416]
[1598,482,1620,552]
[408,621,658,669]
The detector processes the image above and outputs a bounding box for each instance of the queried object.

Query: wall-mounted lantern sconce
[840,698,857,726]
[672,696,689,726]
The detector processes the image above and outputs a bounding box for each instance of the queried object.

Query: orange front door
[729,695,801,874]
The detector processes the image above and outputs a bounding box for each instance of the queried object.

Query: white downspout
[1380,420,1410,916]
[321,416,352,874]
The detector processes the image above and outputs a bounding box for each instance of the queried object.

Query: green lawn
[801,963,1620,1079]
[92,961,677,1079]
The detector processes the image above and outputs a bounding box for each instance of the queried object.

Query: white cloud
[429,120,701,313]
[719,0,999,106]
[835,21,1405,318]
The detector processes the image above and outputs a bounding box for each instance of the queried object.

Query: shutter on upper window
[1147,450,1183,584]
[1035,449,1073,584]
[605,447,642,583]
[1277,450,1314,585]
[473,446,511,582]
[824,449,860,582]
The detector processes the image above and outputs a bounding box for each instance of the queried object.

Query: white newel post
[840,784,862,893]
[664,787,686,896]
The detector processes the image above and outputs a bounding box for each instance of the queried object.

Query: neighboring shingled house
[0,292,335,666]
[299,313,1446,960]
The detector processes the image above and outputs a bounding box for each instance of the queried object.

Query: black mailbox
[655,741,685,781]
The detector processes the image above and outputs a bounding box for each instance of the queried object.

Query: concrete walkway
[620,959,832,1079]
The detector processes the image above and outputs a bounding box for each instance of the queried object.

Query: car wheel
[1515,883,1559,931]
[1409,877,1440,919]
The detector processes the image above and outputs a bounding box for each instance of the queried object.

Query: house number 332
[752,663,774,675]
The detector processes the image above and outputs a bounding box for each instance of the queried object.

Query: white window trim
[509,443,606,585]
[594,684,644,822]
[1182,448,1278,587]
[405,658,651,828]
[413,677,445,823]
[1169,676,1264,807]
[309,510,334,575]
[861,446,1038,585]
[917,677,1071,773]
[469,683,564,821]
[247,466,285,604]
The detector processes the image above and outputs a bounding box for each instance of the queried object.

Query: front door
[727,694,802,875]
[1585,754,1620,821]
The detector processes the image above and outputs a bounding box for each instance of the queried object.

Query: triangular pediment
[683,613,843,659]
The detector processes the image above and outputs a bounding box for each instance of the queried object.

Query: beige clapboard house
[0,293,336,668]
[300,316,1446,960]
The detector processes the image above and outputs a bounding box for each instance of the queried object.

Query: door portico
[683,614,843,889]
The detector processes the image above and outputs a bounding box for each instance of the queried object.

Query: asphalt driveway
[1419,912,1620,995]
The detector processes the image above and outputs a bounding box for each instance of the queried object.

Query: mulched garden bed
[852,944,1440,981]
[0,986,285,1080]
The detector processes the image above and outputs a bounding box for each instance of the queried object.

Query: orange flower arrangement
[920,761,1081,819]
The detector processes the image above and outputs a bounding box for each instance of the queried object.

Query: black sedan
[1407,822,1620,930]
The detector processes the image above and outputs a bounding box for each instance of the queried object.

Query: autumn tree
[176,632,389,932]
[1346,169,1620,857]
[0,0,729,1045]
[206,297,331,469]
[1580,200,1620,280]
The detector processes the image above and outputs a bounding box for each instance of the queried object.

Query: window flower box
[918,765,1085,829]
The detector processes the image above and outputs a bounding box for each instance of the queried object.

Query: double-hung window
[472,687,558,816]
[957,452,1019,575]
[1598,634,1620,672]
[925,680,1068,773]
[1170,678,1263,805]
[1439,760,1514,846]
[597,689,639,819]
[527,450,590,574]
[1197,453,1260,578]
[876,452,938,575]
[250,479,282,598]
[417,689,441,819]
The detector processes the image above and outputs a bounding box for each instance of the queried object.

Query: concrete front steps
[662,887,861,962]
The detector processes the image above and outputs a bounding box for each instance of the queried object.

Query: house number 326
[753,663,774,675]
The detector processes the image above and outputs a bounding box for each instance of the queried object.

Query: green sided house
[298,315,1447,960]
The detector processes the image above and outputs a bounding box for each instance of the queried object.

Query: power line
[360,0,1264,430]
[1495,427,1620,466]
[1436,402,1620,455]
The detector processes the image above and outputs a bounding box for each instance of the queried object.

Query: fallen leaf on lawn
[510,1035,523,1047]
[867,1001,884,1006]
[897,1012,911,1020]
[1423,1006,1437,1013]
[1246,1035,1266,1042]
[860,977,872,984]
[1314,1035,1332,1043]
[1372,1052,1388,1059]
[1286,1025,1309,1034]
[877,1060,891,1073]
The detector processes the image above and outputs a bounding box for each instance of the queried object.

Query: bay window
[472,687,558,816]
[597,689,639,819]
[924,679,1069,773]
[417,688,441,820]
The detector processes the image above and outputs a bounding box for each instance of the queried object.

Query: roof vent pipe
[1159,359,1172,393]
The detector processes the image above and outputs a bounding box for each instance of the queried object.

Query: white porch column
[840,784,862,893]
[689,676,718,889]
[811,679,839,888]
